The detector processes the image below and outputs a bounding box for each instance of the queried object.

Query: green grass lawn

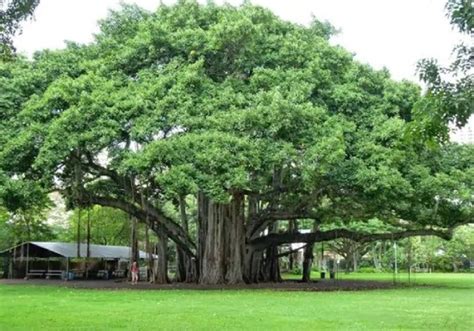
[0,273,473,330]
[286,270,474,288]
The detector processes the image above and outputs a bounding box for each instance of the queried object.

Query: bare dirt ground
[0,278,400,291]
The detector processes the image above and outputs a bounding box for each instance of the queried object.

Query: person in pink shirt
[131,261,139,285]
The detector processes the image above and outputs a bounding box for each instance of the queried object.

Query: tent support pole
[8,254,13,279]
[25,243,29,279]
[66,257,70,281]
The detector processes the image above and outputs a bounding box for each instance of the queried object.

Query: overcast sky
[14,0,463,83]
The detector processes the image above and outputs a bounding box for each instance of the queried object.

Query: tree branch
[83,194,196,258]
[250,227,454,251]
[276,243,310,258]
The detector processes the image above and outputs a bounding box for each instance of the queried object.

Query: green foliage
[445,0,473,33]
[0,207,55,250]
[291,267,302,275]
[0,0,471,251]
[413,0,473,142]
[357,267,379,273]
[59,206,132,246]
[409,226,474,272]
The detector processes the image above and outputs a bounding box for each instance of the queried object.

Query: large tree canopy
[0,1,472,284]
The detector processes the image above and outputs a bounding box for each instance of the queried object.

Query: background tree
[0,207,55,251]
[413,0,473,142]
[59,206,132,246]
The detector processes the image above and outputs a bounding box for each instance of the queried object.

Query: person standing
[131,261,139,285]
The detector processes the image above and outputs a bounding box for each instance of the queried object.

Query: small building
[0,241,154,280]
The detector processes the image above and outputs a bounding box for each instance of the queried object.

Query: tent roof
[0,241,153,259]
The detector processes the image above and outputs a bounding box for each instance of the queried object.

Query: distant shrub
[292,267,302,275]
[357,267,379,273]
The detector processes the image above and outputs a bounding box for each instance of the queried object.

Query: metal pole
[12,244,16,278]
[25,243,29,279]
[66,257,70,281]
[8,252,13,279]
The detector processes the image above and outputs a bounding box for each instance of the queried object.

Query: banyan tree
[0,1,472,284]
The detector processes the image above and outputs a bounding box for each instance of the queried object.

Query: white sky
[14,0,463,83]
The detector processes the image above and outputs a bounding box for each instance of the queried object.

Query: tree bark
[288,220,297,271]
[145,223,153,282]
[243,195,259,283]
[154,225,169,284]
[76,209,81,258]
[198,192,245,284]
[244,248,263,283]
[225,193,244,284]
[250,228,453,251]
[301,242,314,282]
[198,193,225,285]
[87,195,196,259]
[130,216,139,263]
[176,195,190,282]
[261,223,281,282]
[352,251,359,272]
[262,244,281,282]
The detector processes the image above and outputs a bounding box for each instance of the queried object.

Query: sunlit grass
[0,273,473,330]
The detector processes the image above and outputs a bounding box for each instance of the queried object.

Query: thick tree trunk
[176,195,190,282]
[198,193,225,284]
[243,195,259,283]
[186,257,198,283]
[176,247,197,282]
[225,193,244,284]
[301,242,314,282]
[352,252,359,272]
[198,192,245,285]
[288,220,298,271]
[176,248,186,282]
[344,255,350,273]
[261,223,281,282]
[372,245,380,269]
[154,226,169,284]
[262,245,281,282]
[244,248,263,283]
